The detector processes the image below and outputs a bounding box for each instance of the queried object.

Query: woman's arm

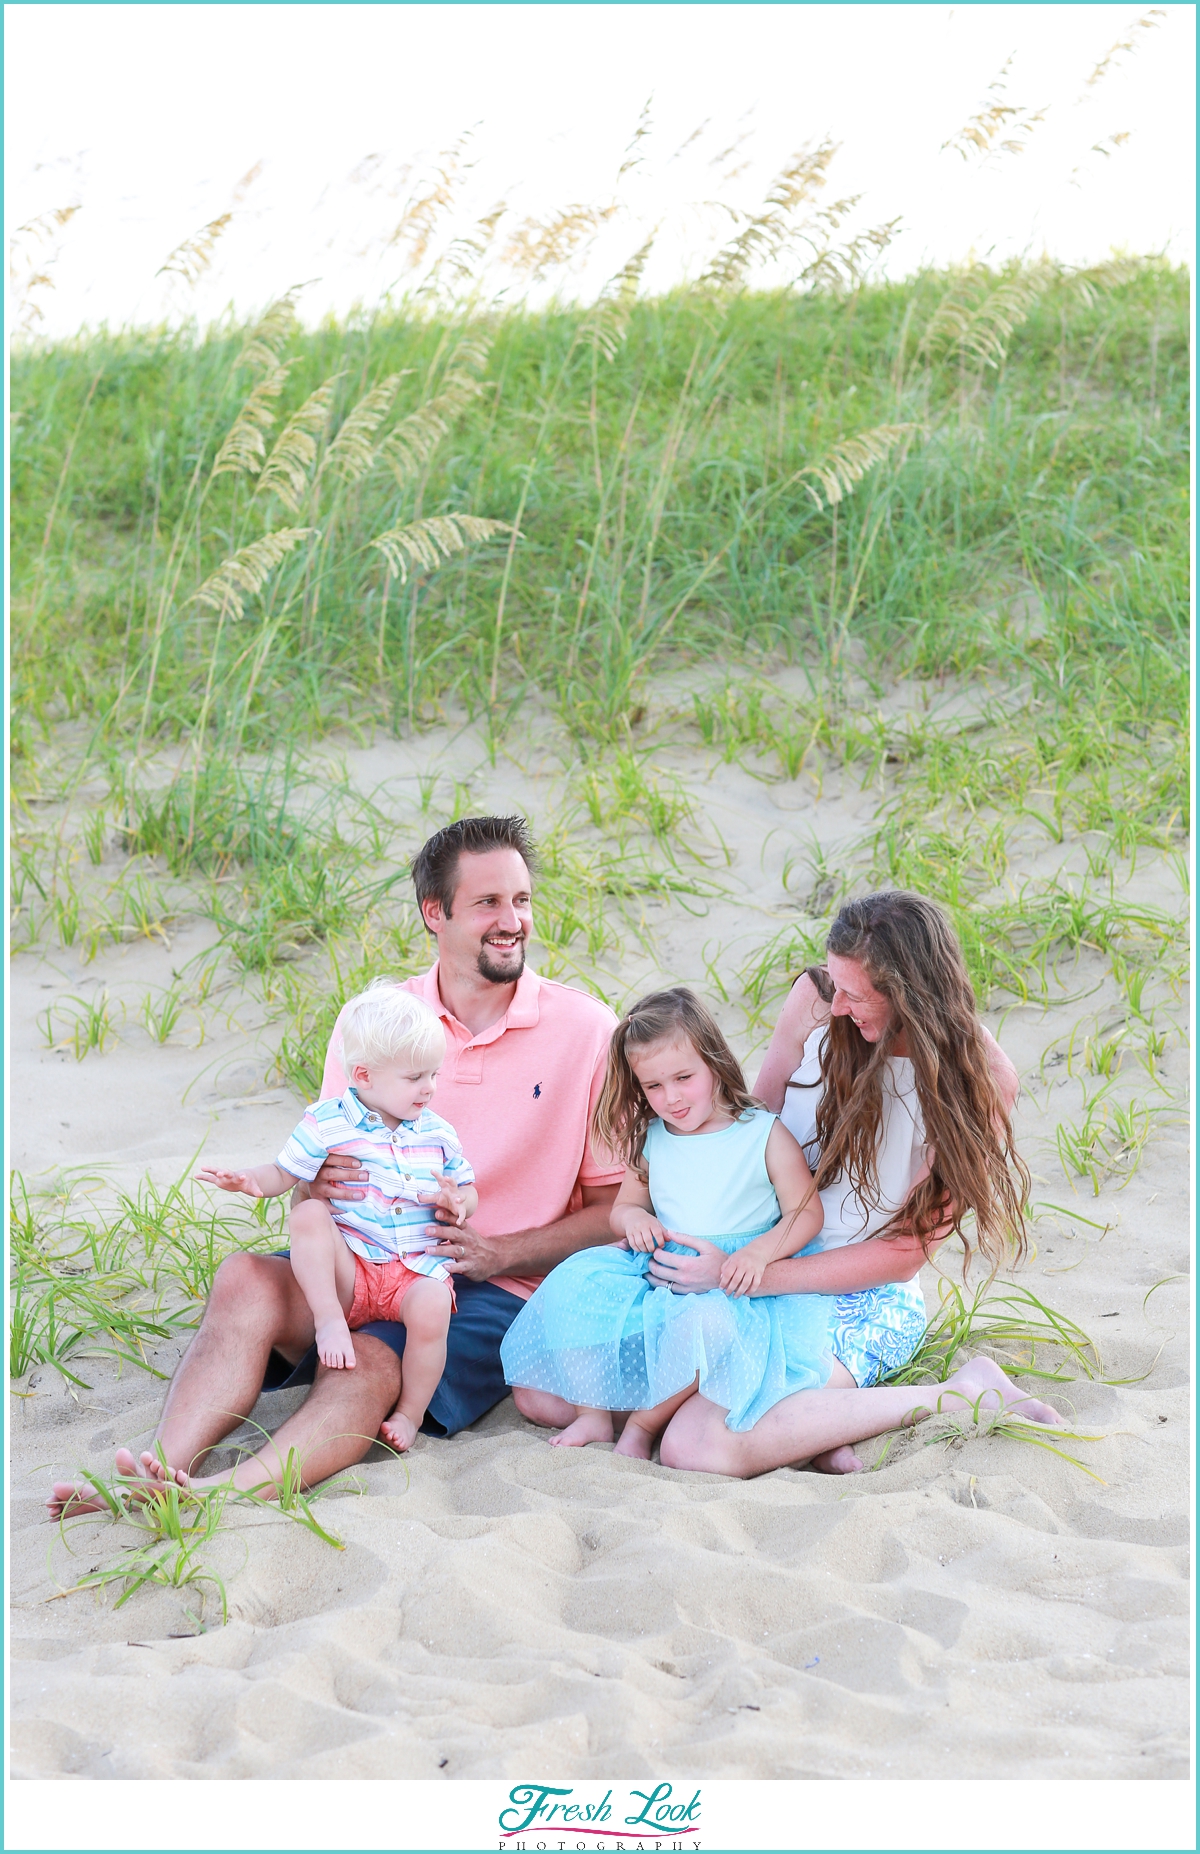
[753,972,831,1112]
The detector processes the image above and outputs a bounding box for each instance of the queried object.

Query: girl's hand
[195,1166,262,1197]
[625,1212,668,1253]
[647,1234,724,1293]
[720,1246,768,1299]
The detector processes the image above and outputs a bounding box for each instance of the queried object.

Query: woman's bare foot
[613,1418,657,1460]
[810,1444,864,1474]
[46,1480,109,1521]
[934,1357,1064,1427]
[315,1318,356,1370]
[379,1410,419,1451]
[550,1410,614,1448]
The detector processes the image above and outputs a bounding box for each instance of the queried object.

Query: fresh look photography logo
[498,1783,703,1849]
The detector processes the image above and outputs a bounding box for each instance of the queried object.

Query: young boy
[197,981,476,1451]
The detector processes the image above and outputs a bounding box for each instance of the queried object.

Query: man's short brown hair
[410,815,537,918]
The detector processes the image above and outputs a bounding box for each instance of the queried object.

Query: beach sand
[9,682,1191,1779]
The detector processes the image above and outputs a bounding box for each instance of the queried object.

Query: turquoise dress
[500,1109,835,1431]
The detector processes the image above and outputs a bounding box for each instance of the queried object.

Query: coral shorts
[347,1252,455,1328]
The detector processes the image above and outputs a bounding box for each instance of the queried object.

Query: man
[48,816,623,1515]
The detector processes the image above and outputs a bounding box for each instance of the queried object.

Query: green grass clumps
[10,260,1187,755]
[9,1170,287,1383]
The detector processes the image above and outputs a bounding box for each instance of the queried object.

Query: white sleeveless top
[779,1026,928,1252]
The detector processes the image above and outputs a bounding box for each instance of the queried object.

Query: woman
[652,890,1063,1477]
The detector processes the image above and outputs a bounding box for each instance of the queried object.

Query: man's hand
[307,1153,369,1203]
[424,1219,505,1282]
[196,1166,263,1197]
[646,1234,725,1294]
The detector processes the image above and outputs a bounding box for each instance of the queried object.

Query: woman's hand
[719,1244,768,1298]
[647,1234,725,1294]
[624,1211,669,1254]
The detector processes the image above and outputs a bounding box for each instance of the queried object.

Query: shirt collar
[419,959,542,1038]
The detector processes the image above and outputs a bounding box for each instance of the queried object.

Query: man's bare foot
[46,1480,108,1521]
[379,1410,419,1451]
[810,1444,864,1474]
[46,1446,194,1521]
[550,1410,614,1448]
[315,1318,356,1370]
[613,1419,656,1461]
[933,1357,1064,1427]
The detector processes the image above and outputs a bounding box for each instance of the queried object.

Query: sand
[8,676,1191,1780]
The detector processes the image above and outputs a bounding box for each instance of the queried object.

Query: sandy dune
[9,686,1191,1779]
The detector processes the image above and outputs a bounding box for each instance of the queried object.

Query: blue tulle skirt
[501,1234,836,1432]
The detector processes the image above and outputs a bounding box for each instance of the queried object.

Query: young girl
[197,982,477,1451]
[500,988,835,1457]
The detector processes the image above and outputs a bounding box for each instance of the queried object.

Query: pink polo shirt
[320,962,625,1300]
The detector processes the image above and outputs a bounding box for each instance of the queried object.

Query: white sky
[5,1,1195,337]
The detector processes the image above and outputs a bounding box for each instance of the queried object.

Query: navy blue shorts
[260,1267,525,1438]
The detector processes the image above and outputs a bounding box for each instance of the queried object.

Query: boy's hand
[720,1245,768,1298]
[625,1212,668,1254]
[417,1170,470,1228]
[196,1166,263,1197]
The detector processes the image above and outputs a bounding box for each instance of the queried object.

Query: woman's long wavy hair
[804,891,1029,1272]
[594,987,760,1173]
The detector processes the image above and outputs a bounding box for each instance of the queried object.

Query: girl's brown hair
[594,987,759,1172]
[801,890,1029,1272]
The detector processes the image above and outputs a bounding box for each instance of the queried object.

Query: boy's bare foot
[315,1318,356,1370]
[811,1445,864,1474]
[934,1356,1064,1427]
[549,1410,614,1448]
[379,1410,419,1451]
[613,1419,656,1460]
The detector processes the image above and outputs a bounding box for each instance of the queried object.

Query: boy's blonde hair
[338,979,445,1075]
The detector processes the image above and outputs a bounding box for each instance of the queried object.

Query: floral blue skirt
[501,1235,837,1432]
[829,1278,927,1387]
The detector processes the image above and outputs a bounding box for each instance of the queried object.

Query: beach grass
[10,249,1188,1604]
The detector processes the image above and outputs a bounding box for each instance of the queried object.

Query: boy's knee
[403,1284,452,1337]
[289,1199,331,1237]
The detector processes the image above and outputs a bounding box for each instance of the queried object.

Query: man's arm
[425,1182,620,1282]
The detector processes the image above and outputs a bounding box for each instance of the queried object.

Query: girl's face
[629,1035,728,1135]
[826,953,895,1043]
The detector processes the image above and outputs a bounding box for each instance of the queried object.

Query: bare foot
[315,1318,356,1370]
[811,1444,864,1474]
[613,1419,656,1460]
[550,1410,614,1448]
[934,1357,1064,1427]
[379,1410,419,1451]
[46,1447,194,1520]
[46,1480,108,1521]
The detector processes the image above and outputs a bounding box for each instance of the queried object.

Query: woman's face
[826,952,894,1043]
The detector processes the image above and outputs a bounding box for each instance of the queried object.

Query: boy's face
[420,848,534,985]
[351,1054,441,1124]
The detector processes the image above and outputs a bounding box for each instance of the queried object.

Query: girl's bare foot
[811,1445,864,1474]
[936,1357,1064,1427]
[46,1480,108,1521]
[379,1410,419,1451]
[613,1419,656,1460]
[315,1318,356,1370]
[550,1410,614,1448]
